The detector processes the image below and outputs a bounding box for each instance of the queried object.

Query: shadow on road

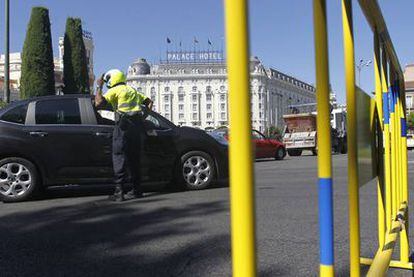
[0,197,230,276]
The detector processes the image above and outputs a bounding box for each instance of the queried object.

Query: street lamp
[356,59,372,87]
[3,0,10,103]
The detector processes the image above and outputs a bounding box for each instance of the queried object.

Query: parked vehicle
[407,134,414,149]
[283,109,347,156]
[0,95,228,202]
[211,129,286,160]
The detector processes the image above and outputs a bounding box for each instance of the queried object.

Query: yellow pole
[313,0,334,276]
[381,51,392,230]
[390,72,397,218]
[366,202,408,277]
[223,0,257,276]
[342,1,360,276]
[399,78,410,263]
[374,31,385,248]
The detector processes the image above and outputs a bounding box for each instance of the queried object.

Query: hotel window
[150,92,156,101]
[192,86,197,92]
[259,103,262,109]
[259,112,263,118]
[165,113,170,118]
[192,94,198,102]
[179,113,184,120]
[137,87,142,92]
[207,113,212,119]
[164,95,169,102]
[221,112,226,120]
[221,103,225,110]
[206,94,212,101]
[178,95,184,102]
[206,86,212,92]
[220,94,226,101]
[164,104,170,111]
[178,86,184,93]
[192,104,197,111]
[179,104,184,111]
[164,86,170,92]
[259,94,262,100]
[150,87,155,93]
[207,104,212,110]
[220,85,225,91]
[192,113,197,120]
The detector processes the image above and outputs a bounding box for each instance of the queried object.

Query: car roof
[0,94,92,116]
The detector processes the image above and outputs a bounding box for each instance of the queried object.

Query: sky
[0,0,412,104]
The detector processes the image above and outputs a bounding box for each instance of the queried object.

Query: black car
[0,95,228,202]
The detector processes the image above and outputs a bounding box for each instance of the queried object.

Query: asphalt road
[1,152,414,276]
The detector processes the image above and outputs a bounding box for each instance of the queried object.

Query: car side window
[1,104,28,124]
[144,114,170,130]
[35,99,81,125]
[252,130,266,140]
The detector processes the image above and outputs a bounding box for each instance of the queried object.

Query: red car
[212,129,286,160]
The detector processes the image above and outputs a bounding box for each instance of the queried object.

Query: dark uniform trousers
[112,113,143,192]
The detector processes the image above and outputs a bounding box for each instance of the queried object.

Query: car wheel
[275,147,286,160]
[180,151,215,190]
[0,158,39,203]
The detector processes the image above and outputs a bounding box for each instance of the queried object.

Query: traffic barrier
[224,0,410,276]
[340,0,412,276]
[224,0,257,276]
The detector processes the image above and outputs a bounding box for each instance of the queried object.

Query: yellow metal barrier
[341,1,360,276]
[340,0,412,275]
[222,0,409,275]
[224,0,257,276]
[313,0,335,276]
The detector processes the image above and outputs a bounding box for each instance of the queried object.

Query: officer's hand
[96,76,104,89]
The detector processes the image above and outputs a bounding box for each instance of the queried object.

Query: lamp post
[4,0,10,103]
[356,59,372,87]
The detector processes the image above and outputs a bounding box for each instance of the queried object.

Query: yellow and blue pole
[381,53,392,231]
[374,31,385,248]
[398,79,410,263]
[224,0,257,276]
[313,0,334,275]
[342,0,360,275]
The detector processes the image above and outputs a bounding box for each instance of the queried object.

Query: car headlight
[208,132,229,146]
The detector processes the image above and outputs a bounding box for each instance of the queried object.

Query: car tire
[179,151,216,190]
[275,147,286,160]
[0,158,40,203]
[288,149,302,156]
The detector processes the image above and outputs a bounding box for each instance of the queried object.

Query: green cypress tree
[63,18,90,94]
[20,7,55,99]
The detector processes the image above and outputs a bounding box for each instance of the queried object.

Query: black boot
[124,186,143,200]
[108,185,125,202]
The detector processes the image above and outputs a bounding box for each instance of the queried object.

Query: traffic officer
[95,69,153,202]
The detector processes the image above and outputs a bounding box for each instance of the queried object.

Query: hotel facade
[126,51,316,132]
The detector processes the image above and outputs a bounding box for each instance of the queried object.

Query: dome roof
[131,58,150,75]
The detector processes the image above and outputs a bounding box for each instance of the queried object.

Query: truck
[282,106,347,156]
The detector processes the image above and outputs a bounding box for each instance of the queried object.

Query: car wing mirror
[146,130,158,137]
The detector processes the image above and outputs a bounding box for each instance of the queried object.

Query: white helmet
[102,69,126,88]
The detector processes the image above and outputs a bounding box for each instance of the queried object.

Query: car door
[23,97,111,184]
[252,130,266,158]
[255,130,275,158]
[142,112,178,183]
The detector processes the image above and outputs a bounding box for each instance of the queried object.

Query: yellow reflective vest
[103,84,148,113]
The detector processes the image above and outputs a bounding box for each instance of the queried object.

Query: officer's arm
[94,77,108,108]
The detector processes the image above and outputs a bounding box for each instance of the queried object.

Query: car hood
[178,126,208,137]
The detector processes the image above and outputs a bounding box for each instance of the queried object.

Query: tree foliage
[20,7,55,99]
[63,18,90,94]
[0,100,7,109]
[407,112,414,131]
[265,125,283,140]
